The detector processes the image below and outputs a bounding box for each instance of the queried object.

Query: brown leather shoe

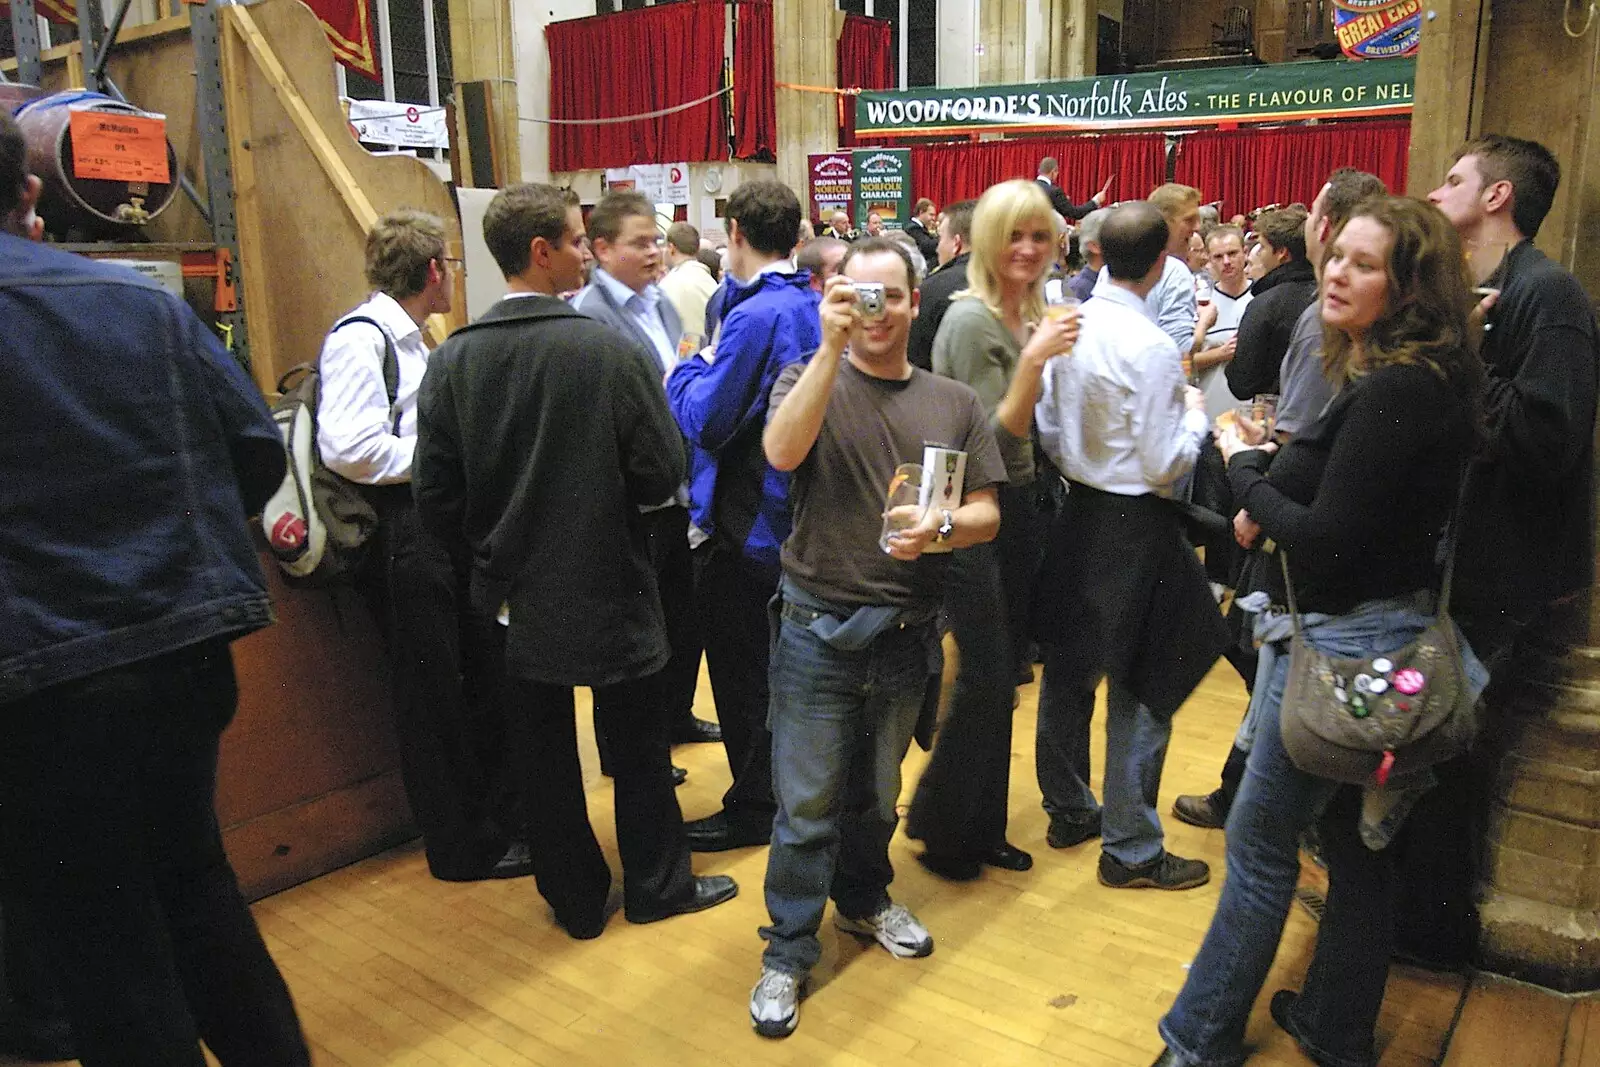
[1172,791,1227,830]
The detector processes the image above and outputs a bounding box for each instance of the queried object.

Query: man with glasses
[319,210,525,884]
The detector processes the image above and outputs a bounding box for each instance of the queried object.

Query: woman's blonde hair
[1321,195,1485,420]
[960,179,1056,323]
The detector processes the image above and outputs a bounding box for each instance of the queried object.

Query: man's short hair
[883,229,927,284]
[796,235,846,276]
[1148,183,1202,221]
[1319,167,1388,233]
[364,210,447,298]
[1254,206,1309,262]
[1455,134,1561,239]
[941,199,977,242]
[726,180,802,256]
[1076,206,1111,248]
[1205,223,1245,250]
[1197,205,1221,232]
[839,236,918,291]
[483,182,573,279]
[587,190,656,246]
[665,221,700,256]
[695,247,722,280]
[914,198,934,215]
[0,113,25,219]
[1100,202,1169,282]
[1039,156,1059,176]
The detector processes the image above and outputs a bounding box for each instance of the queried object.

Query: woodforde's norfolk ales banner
[854,57,1414,138]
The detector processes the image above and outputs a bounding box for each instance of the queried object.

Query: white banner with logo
[604,163,691,206]
[346,98,449,150]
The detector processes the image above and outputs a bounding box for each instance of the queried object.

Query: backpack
[261,316,400,587]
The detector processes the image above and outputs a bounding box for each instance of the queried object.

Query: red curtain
[733,0,776,161]
[1173,120,1411,218]
[910,132,1168,212]
[548,1,728,172]
[837,15,893,148]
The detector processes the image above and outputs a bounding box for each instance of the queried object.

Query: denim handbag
[1277,517,1482,787]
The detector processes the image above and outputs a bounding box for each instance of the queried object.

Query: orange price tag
[68,110,170,184]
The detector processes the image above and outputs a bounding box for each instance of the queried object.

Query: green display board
[851,148,912,231]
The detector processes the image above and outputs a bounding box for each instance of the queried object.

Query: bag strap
[331,315,402,436]
[1277,466,1470,632]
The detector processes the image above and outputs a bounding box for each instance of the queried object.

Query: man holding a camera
[748,238,1006,1038]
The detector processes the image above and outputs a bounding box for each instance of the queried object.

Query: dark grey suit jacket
[569,272,685,378]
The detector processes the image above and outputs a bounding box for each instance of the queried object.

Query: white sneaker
[835,901,934,958]
[750,967,803,1038]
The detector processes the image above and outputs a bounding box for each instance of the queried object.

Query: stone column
[1038,0,1095,80]
[1408,0,1600,993]
[773,0,838,196]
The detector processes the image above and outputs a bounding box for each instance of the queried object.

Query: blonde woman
[905,179,1076,879]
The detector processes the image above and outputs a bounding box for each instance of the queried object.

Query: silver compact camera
[852,282,887,320]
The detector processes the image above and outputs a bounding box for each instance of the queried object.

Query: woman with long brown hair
[1151,196,1490,1067]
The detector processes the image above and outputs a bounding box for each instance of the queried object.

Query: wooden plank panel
[1442,975,1572,1067]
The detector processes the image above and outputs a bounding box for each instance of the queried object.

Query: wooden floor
[15,656,1569,1066]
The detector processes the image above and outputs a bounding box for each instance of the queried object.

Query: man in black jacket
[904,198,940,264]
[414,182,737,940]
[907,199,975,371]
[1400,134,1600,968]
[1227,168,1383,400]
[1036,157,1113,222]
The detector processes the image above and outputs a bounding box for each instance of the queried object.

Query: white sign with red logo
[346,98,449,150]
[604,163,691,205]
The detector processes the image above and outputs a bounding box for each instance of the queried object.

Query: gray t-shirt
[1276,301,1337,438]
[770,358,1007,610]
[931,297,1033,484]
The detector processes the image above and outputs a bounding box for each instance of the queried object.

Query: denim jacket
[0,235,285,703]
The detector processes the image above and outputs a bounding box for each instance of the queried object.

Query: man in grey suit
[571,191,722,755]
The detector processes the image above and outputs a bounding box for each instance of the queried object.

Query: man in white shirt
[1194,223,1253,419]
[318,211,524,883]
[659,221,718,340]
[571,192,722,754]
[1032,201,1228,891]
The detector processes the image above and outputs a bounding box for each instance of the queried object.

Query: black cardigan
[1230,361,1473,616]
[1453,241,1599,633]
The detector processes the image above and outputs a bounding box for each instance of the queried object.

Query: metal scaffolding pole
[9,0,42,85]
[191,0,250,373]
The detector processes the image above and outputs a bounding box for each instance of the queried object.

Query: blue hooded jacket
[667,268,820,575]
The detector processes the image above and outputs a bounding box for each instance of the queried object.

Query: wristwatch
[933,508,955,545]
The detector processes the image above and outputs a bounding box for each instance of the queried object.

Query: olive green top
[931,296,1033,485]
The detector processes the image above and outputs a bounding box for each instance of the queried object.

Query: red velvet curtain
[1173,120,1412,218]
[733,0,777,160]
[547,1,728,172]
[910,132,1168,212]
[837,15,894,148]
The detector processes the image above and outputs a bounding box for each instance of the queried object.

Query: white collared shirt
[595,267,675,372]
[1103,256,1197,353]
[315,291,428,485]
[1035,279,1209,498]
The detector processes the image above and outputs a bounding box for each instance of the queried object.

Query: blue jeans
[759,607,931,977]
[1159,601,1447,1067]
[1036,647,1171,866]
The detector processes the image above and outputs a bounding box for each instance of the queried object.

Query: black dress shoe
[671,716,724,744]
[1046,811,1103,849]
[554,910,608,940]
[486,841,536,879]
[916,851,982,881]
[1149,1049,1183,1066]
[672,764,689,787]
[685,811,771,852]
[983,842,1034,871]
[626,874,739,923]
[1172,791,1228,830]
[1269,990,1344,1067]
